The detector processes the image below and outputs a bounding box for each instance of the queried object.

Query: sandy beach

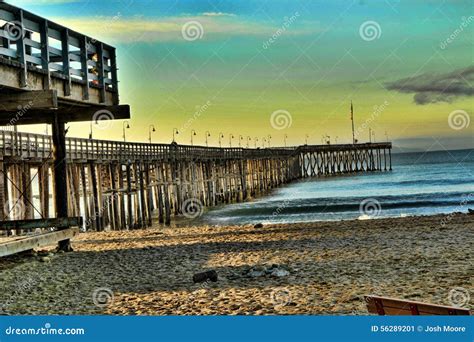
[0,214,472,315]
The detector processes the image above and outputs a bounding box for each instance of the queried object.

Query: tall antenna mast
[351,101,355,144]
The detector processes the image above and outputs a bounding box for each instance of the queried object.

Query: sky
[9,0,474,151]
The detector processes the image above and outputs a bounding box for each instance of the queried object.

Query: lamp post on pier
[148,124,156,144]
[219,132,224,148]
[305,134,309,145]
[205,131,211,147]
[247,136,251,148]
[262,137,267,148]
[190,129,197,145]
[229,134,234,147]
[284,134,288,147]
[122,121,130,142]
[254,137,259,148]
[267,135,272,148]
[172,128,179,143]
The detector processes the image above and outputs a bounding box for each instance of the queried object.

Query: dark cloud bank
[385,66,474,105]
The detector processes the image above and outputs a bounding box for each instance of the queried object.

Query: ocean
[194,149,474,225]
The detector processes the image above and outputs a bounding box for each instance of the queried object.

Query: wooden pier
[0,2,392,256]
[0,130,392,233]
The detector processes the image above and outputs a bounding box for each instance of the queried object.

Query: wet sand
[0,214,472,315]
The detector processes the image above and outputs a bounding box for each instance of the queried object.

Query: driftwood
[193,270,218,283]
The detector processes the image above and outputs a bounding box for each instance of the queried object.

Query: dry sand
[0,214,472,315]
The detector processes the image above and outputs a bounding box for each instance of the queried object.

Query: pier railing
[0,130,391,162]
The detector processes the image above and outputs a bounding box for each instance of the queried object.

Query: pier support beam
[52,115,72,252]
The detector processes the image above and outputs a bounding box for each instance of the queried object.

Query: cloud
[385,66,474,105]
[49,13,315,44]
[202,12,236,17]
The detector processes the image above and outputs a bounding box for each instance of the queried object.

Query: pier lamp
[262,137,267,148]
[148,125,156,144]
[246,136,251,148]
[369,128,372,143]
[172,128,179,143]
[326,135,331,145]
[267,135,272,148]
[284,134,288,147]
[89,122,93,140]
[254,137,259,148]
[191,129,197,146]
[305,134,309,145]
[122,121,130,142]
[335,136,338,144]
[372,131,376,142]
[229,134,234,147]
[219,132,224,148]
[239,135,244,147]
[205,131,211,147]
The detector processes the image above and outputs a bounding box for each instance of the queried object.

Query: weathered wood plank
[0,90,58,112]
[0,217,82,230]
[0,228,79,257]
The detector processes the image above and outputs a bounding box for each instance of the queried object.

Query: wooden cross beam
[0,104,130,125]
[0,90,58,112]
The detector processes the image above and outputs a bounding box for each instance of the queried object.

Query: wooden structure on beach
[0,2,393,256]
[0,130,392,233]
[0,2,130,253]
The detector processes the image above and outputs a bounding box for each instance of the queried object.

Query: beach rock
[193,270,218,283]
[468,209,474,215]
[248,266,266,278]
[270,268,290,277]
[254,223,264,228]
[39,256,51,263]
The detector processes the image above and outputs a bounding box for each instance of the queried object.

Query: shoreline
[0,213,472,315]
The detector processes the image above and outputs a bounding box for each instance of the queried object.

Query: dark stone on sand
[193,270,218,283]
[468,209,474,215]
[254,223,264,228]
